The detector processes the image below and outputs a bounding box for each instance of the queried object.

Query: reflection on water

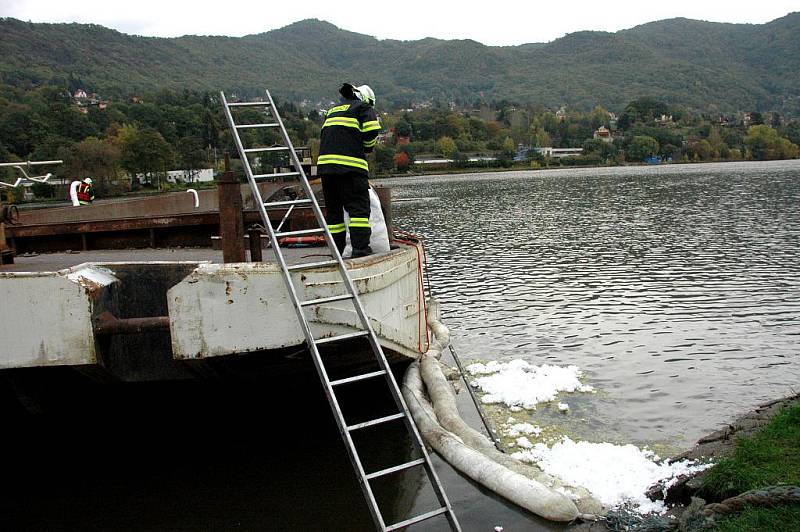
[383,160,800,449]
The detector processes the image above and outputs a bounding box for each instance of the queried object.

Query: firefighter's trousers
[321,172,372,256]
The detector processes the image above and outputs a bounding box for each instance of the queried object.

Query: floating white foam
[504,422,542,438]
[466,359,594,409]
[512,437,712,514]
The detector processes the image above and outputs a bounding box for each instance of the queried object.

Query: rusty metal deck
[0,247,341,273]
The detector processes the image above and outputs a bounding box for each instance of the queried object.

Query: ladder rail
[221,89,460,532]
[265,92,451,502]
[222,90,387,530]
[265,92,454,513]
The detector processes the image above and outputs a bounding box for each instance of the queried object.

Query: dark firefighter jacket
[318,98,381,176]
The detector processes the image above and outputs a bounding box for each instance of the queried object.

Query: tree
[373,144,396,173]
[693,139,713,161]
[119,127,174,183]
[67,136,121,187]
[393,151,410,172]
[394,118,411,137]
[626,135,659,161]
[745,125,799,160]
[502,136,516,156]
[396,144,415,164]
[176,136,207,179]
[438,136,457,157]
[785,121,800,146]
[582,139,617,162]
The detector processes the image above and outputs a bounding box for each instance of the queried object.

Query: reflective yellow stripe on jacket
[360,120,381,133]
[317,154,369,172]
[322,116,360,130]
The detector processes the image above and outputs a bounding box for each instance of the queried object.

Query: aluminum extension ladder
[221,90,461,532]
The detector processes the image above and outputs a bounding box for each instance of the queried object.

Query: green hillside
[0,14,798,113]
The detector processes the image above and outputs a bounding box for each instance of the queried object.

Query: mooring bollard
[247,227,263,262]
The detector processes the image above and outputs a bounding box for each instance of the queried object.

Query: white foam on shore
[466,359,594,409]
[504,422,542,438]
[467,358,711,513]
[512,437,712,514]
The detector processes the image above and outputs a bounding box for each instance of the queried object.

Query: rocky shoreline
[674,394,800,463]
[650,393,800,507]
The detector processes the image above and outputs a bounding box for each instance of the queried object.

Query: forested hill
[1,13,799,114]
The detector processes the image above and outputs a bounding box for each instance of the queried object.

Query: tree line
[372,97,800,173]
[1,83,799,201]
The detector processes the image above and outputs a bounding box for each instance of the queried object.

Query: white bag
[343,187,390,257]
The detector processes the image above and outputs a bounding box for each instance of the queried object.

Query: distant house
[377,129,394,145]
[73,89,88,100]
[169,169,214,184]
[555,106,567,122]
[535,147,584,158]
[135,168,214,185]
[593,126,613,143]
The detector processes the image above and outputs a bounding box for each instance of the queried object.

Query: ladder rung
[275,228,325,238]
[287,260,338,271]
[347,412,405,432]
[365,458,425,480]
[227,101,271,107]
[244,146,289,153]
[228,101,270,108]
[330,369,387,387]
[253,172,300,180]
[386,507,450,531]
[264,199,312,208]
[313,330,370,345]
[235,123,279,129]
[300,294,354,307]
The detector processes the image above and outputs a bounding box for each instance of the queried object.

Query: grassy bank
[699,401,800,531]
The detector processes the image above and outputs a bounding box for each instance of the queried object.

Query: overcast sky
[1,0,798,45]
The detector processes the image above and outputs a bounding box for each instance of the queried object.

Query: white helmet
[84,178,93,185]
[355,85,375,106]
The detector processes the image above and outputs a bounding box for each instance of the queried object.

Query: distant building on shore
[593,126,613,143]
[535,147,584,158]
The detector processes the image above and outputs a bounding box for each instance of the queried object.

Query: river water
[3,161,798,531]
[383,160,800,450]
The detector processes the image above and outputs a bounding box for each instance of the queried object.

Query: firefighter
[76,178,95,205]
[318,82,381,258]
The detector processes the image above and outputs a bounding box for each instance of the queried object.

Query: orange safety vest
[77,183,94,204]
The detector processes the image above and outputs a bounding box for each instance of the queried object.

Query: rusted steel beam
[94,311,170,336]
[218,154,246,263]
[5,213,222,238]
[5,210,310,239]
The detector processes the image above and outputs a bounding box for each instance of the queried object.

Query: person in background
[318,82,381,258]
[76,177,95,205]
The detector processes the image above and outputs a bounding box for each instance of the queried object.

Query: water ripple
[385,160,800,447]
